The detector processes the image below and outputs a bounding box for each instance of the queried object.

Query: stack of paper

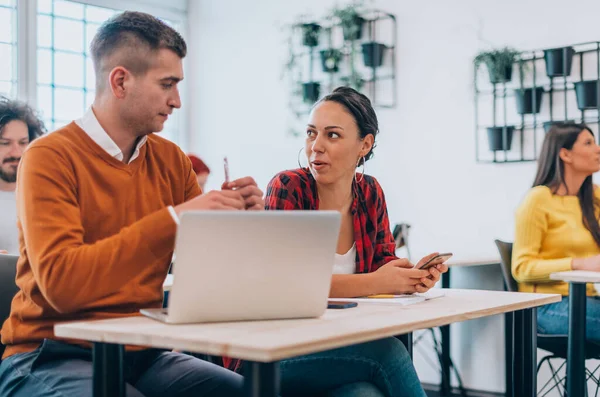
[329,289,445,306]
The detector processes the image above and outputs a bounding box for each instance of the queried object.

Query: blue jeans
[0,338,423,397]
[537,296,600,342]
[281,337,426,397]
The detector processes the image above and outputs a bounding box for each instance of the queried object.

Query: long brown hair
[533,123,600,247]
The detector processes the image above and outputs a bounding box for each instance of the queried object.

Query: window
[36,0,182,143]
[0,0,17,98]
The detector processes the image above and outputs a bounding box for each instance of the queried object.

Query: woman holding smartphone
[235,87,447,397]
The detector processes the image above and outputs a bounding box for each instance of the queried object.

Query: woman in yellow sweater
[513,122,600,339]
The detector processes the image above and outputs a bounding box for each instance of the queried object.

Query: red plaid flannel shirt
[223,167,398,373]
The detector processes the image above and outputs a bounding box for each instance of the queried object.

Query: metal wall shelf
[474,41,600,164]
[286,9,397,120]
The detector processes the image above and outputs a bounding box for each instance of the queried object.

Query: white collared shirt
[75,108,147,164]
[75,108,179,224]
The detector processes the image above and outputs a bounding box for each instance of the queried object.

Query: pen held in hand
[223,156,230,185]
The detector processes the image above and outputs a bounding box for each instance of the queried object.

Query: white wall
[186,0,600,392]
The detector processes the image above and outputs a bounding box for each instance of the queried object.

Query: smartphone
[417,253,453,270]
[327,301,358,309]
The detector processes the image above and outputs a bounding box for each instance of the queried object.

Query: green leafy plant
[300,23,321,47]
[320,48,343,72]
[329,0,366,41]
[474,47,520,84]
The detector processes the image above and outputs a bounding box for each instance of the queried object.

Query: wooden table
[550,270,600,397]
[439,258,501,396]
[54,288,558,397]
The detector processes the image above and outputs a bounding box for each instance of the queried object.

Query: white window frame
[14,0,189,149]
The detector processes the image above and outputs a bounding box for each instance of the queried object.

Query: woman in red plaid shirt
[261,87,448,396]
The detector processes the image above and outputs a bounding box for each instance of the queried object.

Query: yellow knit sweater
[512,185,599,296]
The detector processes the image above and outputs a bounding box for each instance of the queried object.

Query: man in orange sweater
[0,11,263,397]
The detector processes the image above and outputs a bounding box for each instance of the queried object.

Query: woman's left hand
[415,264,448,293]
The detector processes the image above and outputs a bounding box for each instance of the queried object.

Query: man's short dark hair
[90,11,187,91]
[0,96,46,141]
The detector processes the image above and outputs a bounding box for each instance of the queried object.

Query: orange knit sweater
[1,122,201,358]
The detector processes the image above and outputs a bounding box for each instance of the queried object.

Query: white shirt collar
[75,108,147,164]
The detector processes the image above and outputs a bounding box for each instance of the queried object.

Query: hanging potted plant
[330,1,365,41]
[474,47,520,84]
[543,46,575,78]
[487,126,515,151]
[515,87,544,114]
[302,82,321,103]
[320,48,343,73]
[362,42,386,68]
[300,23,321,47]
[513,61,542,114]
[574,80,600,110]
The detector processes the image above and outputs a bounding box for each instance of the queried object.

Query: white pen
[224,156,230,184]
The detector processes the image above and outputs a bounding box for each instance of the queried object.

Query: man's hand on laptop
[222,176,265,211]
[0,250,7,254]
[175,190,246,214]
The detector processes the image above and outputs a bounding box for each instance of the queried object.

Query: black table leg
[504,311,514,397]
[440,267,451,396]
[512,308,537,397]
[567,283,586,397]
[397,332,413,360]
[522,308,537,397]
[244,361,280,397]
[93,342,125,397]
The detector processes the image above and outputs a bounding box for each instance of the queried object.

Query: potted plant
[487,126,515,151]
[543,46,575,78]
[362,42,386,68]
[330,1,365,41]
[575,80,600,110]
[300,23,321,47]
[515,87,544,114]
[320,48,343,73]
[302,82,321,103]
[474,47,520,84]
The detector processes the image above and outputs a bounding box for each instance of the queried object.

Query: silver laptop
[141,211,341,324]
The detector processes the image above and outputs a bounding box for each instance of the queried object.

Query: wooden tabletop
[550,270,600,283]
[54,289,559,362]
[446,258,501,268]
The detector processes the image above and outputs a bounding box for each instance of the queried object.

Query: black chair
[495,240,600,396]
[0,254,19,361]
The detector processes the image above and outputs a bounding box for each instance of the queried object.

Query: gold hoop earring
[355,156,366,183]
[297,148,308,169]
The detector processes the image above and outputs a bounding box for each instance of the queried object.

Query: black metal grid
[287,8,397,118]
[474,41,600,164]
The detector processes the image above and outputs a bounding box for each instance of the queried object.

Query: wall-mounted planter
[320,49,342,73]
[301,23,321,47]
[361,42,386,68]
[486,62,513,84]
[342,16,364,41]
[515,87,544,114]
[487,126,515,151]
[543,47,575,77]
[302,82,321,103]
[575,80,600,110]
